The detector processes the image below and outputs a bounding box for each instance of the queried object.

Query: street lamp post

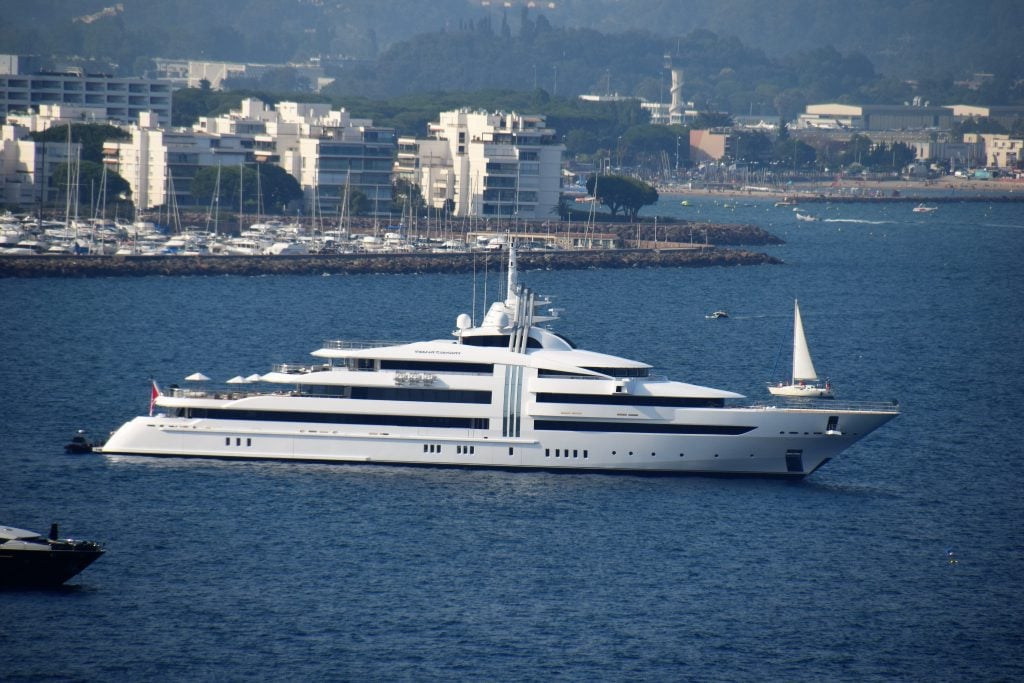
[675,136,681,173]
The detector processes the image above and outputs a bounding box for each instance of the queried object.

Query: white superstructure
[101,249,898,477]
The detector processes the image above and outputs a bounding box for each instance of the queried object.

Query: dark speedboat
[64,430,95,454]
[0,523,105,587]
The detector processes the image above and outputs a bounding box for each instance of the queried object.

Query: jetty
[0,247,781,278]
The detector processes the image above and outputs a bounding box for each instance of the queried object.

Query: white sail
[791,300,818,382]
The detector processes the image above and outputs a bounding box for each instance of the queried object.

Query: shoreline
[659,177,1024,201]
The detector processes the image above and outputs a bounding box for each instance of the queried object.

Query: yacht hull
[100,405,897,477]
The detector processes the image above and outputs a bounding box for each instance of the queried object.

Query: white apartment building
[103,113,249,210]
[0,123,81,208]
[0,54,172,127]
[197,98,395,216]
[397,109,564,220]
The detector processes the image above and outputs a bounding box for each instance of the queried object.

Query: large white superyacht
[100,248,899,477]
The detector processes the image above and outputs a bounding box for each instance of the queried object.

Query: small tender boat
[64,429,95,454]
[794,212,818,222]
[0,523,105,587]
[705,310,729,319]
[912,204,938,213]
[768,300,834,398]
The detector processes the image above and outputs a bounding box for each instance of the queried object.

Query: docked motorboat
[99,247,897,477]
[0,524,104,587]
[768,300,834,399]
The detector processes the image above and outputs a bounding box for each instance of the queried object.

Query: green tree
[30,123,129,164]
[191,164,302,214]
[773,138,816,169]
[51,160,132,206]
[585,174,658,219]
[691,112,734,129]
[347,188,371,216]
[392,177,424,216]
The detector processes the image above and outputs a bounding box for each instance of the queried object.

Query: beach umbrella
[245,373,262,382]
[185,372,210,381]
[226,376,245,384]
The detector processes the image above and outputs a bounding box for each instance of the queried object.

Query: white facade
[797,103,954,132]
[0,123,81,208]
[196,98,395,216]
[400,109,564,220]
[0,57,172,127]
[965,133,1024,169]
[103,113,249,210]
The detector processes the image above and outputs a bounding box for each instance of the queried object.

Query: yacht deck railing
[321,339,411,350]
[746,399,900,412]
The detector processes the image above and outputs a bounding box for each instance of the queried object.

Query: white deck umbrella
[225,376,245,384]
[185,372,211,381]
[245,373,262,382]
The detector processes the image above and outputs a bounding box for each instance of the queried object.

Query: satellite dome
[495,312,510,329]
[456,313,472,330]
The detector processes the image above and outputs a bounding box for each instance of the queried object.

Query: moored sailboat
[768,299,834,398]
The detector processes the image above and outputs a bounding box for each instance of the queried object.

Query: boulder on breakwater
[0,248,781,278]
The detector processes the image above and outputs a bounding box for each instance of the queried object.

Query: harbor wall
[0,248,781,278]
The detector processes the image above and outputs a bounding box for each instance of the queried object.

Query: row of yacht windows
[462,334,542,349]
[178,407,488,430]
[297,385,491,403]
[422,444,476,454]
[545,448,588,459]
[535,393,725,408]
[533,420,754,435]
[537,366,649,379]
[379,360,494,374]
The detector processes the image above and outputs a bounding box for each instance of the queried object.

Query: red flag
[149,380,161,416]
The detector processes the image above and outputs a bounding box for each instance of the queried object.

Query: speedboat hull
[0,547,104,587]
[0,525,104,588]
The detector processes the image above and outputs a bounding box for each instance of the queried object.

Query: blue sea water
[2,197,1023,681]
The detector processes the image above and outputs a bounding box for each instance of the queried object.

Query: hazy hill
[1,0,1019,93]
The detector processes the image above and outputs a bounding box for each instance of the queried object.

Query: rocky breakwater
[0,248,781,278]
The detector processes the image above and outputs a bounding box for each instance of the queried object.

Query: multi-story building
[397,109,564,220]
[950,105,1024,131]
[689,128,734,163]
[796,102,954,132]
[197,98,396,217]
[153,59,329,92]
[103,113,249,210]
[965,133,1024,170]
[0,123,81,208]
[0,54,172,127]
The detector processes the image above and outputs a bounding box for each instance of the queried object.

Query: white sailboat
[768,299,834,398]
